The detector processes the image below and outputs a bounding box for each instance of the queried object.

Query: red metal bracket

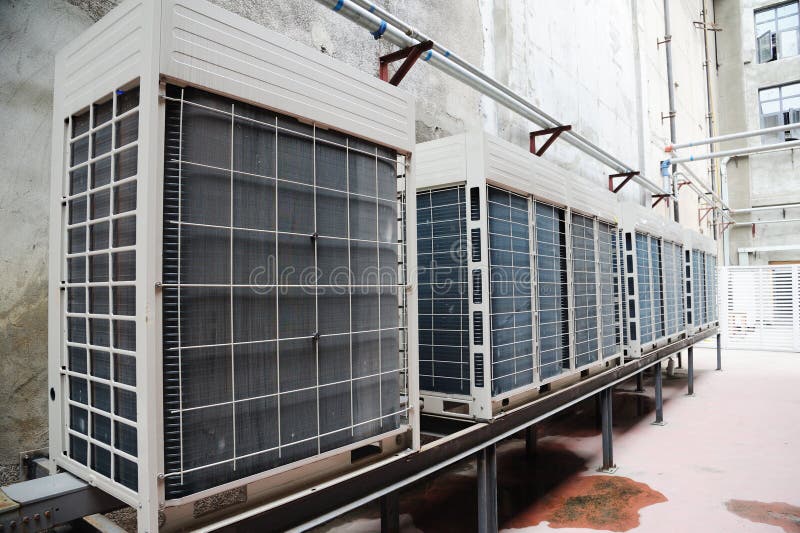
[721,221,735,232]
[379,40,434,86]
[652,194,671,208]
[677,180,690,190]
[608,171,640,194]
[698,206,714,224]
[529,125,572,157]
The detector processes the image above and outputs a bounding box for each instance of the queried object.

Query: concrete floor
[315,347,800,533]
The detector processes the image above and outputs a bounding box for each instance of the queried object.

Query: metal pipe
[666,121,800,151]
[732,203,800,214]
[674,165,734,222]
[687,346,694,396]
[716,333,722,371]
[701,0,718,239]
[600,388,615,471]
[320,0,668,195]
[663,0,679,222]
[732,218,800,226]
[666,139,800,164]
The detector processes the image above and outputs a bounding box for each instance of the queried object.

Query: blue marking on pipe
[368,4,375,12]
[371,20,387,39]
[444,50,451,58]
[690,155,694,161]
[422,50,432,61]
[333,0,344,11]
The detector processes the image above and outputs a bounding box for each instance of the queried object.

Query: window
[759,82,800,142]
[755,2,799,62]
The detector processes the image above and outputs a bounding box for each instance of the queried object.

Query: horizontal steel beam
[204,328,718,532]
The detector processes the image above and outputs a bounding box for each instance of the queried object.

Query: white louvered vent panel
[720,266,800,352]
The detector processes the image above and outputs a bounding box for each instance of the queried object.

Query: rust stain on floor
[726,500,800,533]
[504,475,667,532]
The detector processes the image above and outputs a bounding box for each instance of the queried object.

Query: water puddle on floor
[503,475,667,532]
[726,500,800,533]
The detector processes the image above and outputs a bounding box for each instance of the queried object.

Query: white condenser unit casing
[414,130,623,421]
[619,202,689,358]
[683,229,719,334]
[47,1,419,529]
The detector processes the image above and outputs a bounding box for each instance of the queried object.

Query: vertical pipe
[663,0,680,222]
[701,0,719,239]
[635,371,644,392]
[477,445,498,533]
[380,492,400,533]
[653,361,665,425]
[600,388,615,471]
[687,345,695,395]
[716,332,722,370]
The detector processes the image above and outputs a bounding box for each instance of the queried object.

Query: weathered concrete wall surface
[0,0,719,475]
[0,1,94,469]
[716,0,800,265]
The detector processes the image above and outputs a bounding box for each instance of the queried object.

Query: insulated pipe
[665,122,800,151]
[665,139,800,165]
[319,0,667,196]
[674,165,734,223]
[732,203,800,214]
[732,218,800,226]
[663,0,680,222]
[701,0,718,238]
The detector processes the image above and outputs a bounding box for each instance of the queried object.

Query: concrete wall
[0,0,719,475]
[715,0,800,265]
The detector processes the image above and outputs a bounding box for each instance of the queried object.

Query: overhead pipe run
[664,139,800,165]
[319,0,667,196]
[732,203,800,214]
[732,218,800,226]
[665,121,800,151]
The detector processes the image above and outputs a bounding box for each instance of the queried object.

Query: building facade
[716,0,800,265]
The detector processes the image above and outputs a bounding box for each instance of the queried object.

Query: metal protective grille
[720,266,799,351]
[417,187,469,395]
[63,84,140,492]
[693,251,706,326]
[706,254,717,323]
[535,201,570,380]
[635,233,654,344]
[662,241,684,336]
[161,85,407,498]
[598,222,620,357]
[571,213,599,367]
[487,187,534,396]
[650,237,665,340]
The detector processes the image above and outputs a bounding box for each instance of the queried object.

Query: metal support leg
[635,371,644,392]
[380,491,400,533]
[687,346,694,396]
[599,388,616,472]
[594,394,602,430]
[525,425,537,461]
[476,444,498,533]
[677,352,682,369]
[716,332,722,371]
[652,361,665,425]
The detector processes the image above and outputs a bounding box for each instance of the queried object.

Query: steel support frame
[529,125,572,156]
[208,329,717,532]
[609,171,640,194]
[378,40,434,86]
[652,361,665,425]
[476,445,498,533]
[687,346,694,396]
[380,491,400,533]
[599,388,616,472]
[525,426,538,460]
[716,332,722,371]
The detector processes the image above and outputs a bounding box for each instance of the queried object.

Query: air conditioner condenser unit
[414,130,623,421]
[48,1,419,529]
